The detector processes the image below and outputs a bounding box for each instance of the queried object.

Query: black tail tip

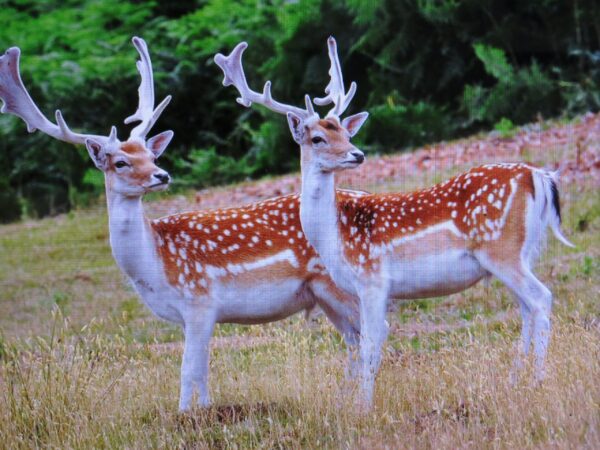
[550,179,561,223]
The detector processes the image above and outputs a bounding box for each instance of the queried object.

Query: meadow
[0,119,598,449]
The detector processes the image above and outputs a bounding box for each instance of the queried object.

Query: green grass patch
[0,142,598,448]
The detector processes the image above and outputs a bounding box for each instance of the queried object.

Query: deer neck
[105,185,163,288]
[299,156,354,291]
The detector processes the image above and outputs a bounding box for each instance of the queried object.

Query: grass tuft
[0,149,598,447]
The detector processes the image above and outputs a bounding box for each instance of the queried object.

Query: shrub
[493,117,517,138]
[462,45,563,126]
[363,96,453,151]
[174,147,255,189]
[1,0,600,221]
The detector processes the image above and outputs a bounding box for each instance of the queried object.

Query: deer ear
[147,130,174,158]
[342,112,369,137]
[85,139,108,170]
[286,112,305,144]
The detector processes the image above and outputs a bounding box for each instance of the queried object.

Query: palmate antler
[0,47,115,145]
[125,37,172,140]
[0,36,169,147]
[214,42,318,121]
[313,37,357,118]
[214,37,358,122]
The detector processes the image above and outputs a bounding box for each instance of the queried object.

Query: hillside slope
[0,116,598,449]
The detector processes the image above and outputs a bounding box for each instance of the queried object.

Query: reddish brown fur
[310,119,352,151]
[320,119,340,131]
[151,192,359,296]
[109,141,157,182]
[151,163,536,295]
[298,118,356,172]
[335,163,536,271]
[120,141,147,155]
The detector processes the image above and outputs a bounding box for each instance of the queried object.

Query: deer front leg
[322,305,361,381]
[312,279,361,380]
[179,313,216,411]
[356,281,389,410]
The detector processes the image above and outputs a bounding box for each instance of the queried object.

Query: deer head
[214,37,368,172]
[0,37,173,197]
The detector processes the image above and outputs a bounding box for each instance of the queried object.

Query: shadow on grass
[176,401,280,428]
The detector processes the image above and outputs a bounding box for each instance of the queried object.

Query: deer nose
[153,172,170,184]
[351,151,365,164]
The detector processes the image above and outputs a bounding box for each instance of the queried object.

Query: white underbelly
[214,278,313,324]
[387,249,486,299]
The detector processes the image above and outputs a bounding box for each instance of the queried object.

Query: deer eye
[114,161,129,169]
[312,136,325,145]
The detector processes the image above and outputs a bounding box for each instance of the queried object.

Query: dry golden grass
[0,308,598,448]
[0,134,598,448]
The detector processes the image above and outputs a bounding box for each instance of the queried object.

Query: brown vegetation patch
[146,113,600,217]
[146,335,279,355]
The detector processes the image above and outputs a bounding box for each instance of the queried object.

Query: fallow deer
[215,37,575,408]
[0,37,363,411]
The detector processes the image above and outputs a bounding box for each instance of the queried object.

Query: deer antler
[214,42,317,120]
[124,36,172,139]
[0,47,113,145]
[313,37,357,118]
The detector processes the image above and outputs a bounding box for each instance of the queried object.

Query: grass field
[0,130,598,448]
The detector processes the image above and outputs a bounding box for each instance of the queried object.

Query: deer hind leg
[179,312,216,411]
[476,254,553,382]
[519,271,553,381]
[510,300,533,384]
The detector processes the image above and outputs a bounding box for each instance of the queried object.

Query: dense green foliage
[1,0,599,221]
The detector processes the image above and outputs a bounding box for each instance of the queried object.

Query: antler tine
[125,36,172,139]
[0,47,111,145]
[55,110,117,144]
[313,37,357,118]
[214,42,316,120]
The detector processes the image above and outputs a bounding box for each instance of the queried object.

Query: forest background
[1,0,599,222]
